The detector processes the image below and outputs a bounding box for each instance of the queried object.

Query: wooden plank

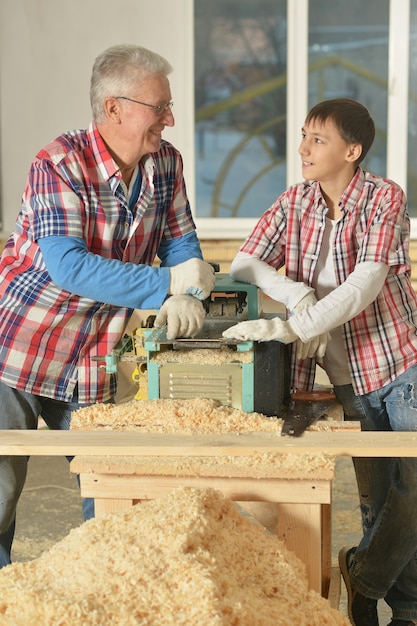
[78,473,332,504]
[1,429,417,457]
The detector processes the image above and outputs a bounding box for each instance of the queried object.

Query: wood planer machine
[101,274,290,417]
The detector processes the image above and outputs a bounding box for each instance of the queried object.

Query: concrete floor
[10,453,394,625]
[12,455,83,562]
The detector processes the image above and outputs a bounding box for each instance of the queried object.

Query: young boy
[223,98,417,626]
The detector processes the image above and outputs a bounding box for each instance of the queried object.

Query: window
[308,0,389,176]
[194,0,415,238]
[194,0,287,220]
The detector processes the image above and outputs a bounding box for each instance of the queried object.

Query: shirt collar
[87,122,119,181]
[339,167,365,214]
[87,122,156,182]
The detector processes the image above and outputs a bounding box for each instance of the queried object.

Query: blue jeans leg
[0,516,15,569]
[347,365,417,621]
[0,382,39,567]
[0,382,112,567]
[39,396,96,522]
[333,384,389,536]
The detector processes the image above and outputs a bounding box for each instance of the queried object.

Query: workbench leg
[321,502,332,597]
[277,502,324,595]
[94,498,138,518]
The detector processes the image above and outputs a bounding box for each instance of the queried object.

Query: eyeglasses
[115,96,174,116]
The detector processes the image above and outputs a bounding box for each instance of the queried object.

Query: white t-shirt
[312,218,351,385]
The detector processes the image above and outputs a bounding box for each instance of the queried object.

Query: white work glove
[222,315,328,360]
[169,258,215,300]
[291,292,330,360]
[154,295,205,340]
[290,291,317,311]
[222,317,298,344]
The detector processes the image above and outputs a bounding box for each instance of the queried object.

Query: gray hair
[90,44,173,122]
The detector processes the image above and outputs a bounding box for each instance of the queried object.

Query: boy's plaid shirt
[240,168,417,395]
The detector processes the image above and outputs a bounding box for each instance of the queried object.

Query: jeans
[0,381,104,568]
[334,366,417,621]
[333,384,387,535]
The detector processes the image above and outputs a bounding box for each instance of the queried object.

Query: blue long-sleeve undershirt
[38,232,203,310]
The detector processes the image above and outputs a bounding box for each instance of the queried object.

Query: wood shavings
[150,346,252,365]
[0,487,349,625]
[72,452,336,481]
[71,398,282,434]
[70,398,337,478]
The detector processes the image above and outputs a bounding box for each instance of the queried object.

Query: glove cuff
[287,316,304,342]
[287,285,316,311]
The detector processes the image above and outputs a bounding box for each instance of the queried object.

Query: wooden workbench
[70,451,335,596]
[3,426,417,600]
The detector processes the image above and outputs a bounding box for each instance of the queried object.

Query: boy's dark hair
[305,98,375,164]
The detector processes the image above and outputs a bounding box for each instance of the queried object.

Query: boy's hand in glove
[223,317,297,343]
[222,317,328,359]
[154,295,205,340]
[291,293,329,360]
[169,259,215,300]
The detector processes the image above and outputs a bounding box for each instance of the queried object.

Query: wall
[0,0,194,236]
[2,0,417,279]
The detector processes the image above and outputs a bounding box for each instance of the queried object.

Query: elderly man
[0,43,214,567]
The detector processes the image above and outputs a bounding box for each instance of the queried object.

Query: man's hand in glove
[291,292,329,360]
[169,258,215,300]
[222,316,327,359]
[154,295,205,340]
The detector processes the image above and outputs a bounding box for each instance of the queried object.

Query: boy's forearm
[230,251,314,310]
[290,261,389,340]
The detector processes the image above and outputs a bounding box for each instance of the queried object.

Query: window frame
[192,0,414,240]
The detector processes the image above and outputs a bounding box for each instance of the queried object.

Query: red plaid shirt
[240,168,417,395]
[0,123,197,403]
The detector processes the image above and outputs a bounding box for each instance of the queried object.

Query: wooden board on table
[1,428,417,457]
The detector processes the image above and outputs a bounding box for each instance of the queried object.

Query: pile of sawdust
[0,487,348,625]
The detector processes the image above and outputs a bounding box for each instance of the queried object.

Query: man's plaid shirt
[0,123,197,403]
